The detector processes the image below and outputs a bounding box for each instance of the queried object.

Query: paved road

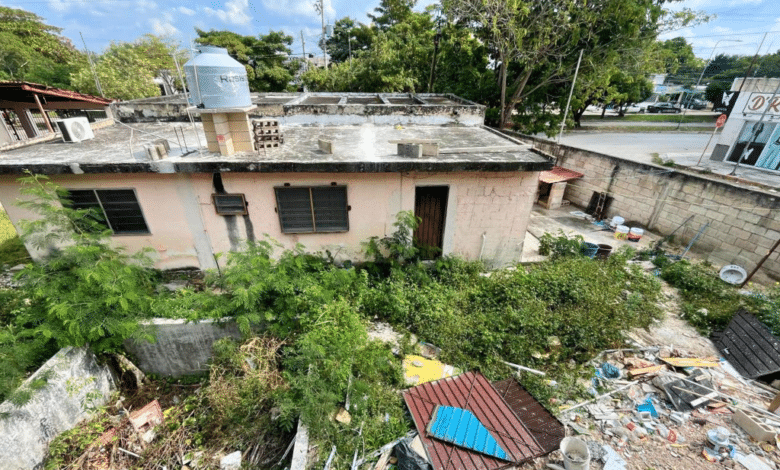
[558,132,712,164]
[555,132,780,189]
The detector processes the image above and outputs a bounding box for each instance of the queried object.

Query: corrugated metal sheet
[0,81,112,105]
[403,371,543,470]
[492,378,564,456]
[427,406,508,460]
[539,166,584,184]
[713,310,780,379]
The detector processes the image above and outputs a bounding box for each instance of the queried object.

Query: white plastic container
[610,216,624,228]
[614,225,629,240]
[560,437,590,470]
[628,227,644,241]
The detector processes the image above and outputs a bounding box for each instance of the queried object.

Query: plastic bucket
[560,437,590,470]
[581,242,599,259]
[614,225,629,240]
[610,216,624,228]
[628,227,644,242]
[596,244,612,259]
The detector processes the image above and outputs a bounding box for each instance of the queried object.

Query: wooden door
[414,186,448,259]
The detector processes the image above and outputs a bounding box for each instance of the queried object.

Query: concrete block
[124,319,244,377]
[0,347,117,470]
[397,143,422,158]
[734,409,776,442]
[318,139,333,154]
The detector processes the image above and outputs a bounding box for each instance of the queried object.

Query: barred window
[65,189,150,234]
[275,186,349,233]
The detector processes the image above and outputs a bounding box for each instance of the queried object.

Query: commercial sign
[713,91,739,116]
[742,92,780,116]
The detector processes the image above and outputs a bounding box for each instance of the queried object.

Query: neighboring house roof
[539,166,584,184]
[491,378,564,456]
[403,371,543,470]
[713,310,780,379]
[0,81,112,106]
[0,122,551,175]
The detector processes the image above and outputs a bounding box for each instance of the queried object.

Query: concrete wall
[124,319,244,377]
[0,347,117,470]
[522,135,780,283]
[0,170,538,270]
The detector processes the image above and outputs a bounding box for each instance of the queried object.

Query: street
[558,132,712,164]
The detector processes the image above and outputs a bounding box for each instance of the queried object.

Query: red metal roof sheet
[403,371,543,470]
[492,378,564,456]
[0,81,112,105]
[539,166,584,184]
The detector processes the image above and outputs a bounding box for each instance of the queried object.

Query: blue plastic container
[581,242,599,258]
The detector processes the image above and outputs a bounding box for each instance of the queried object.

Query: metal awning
[539,166,584,184]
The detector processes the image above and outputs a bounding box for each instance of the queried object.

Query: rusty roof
[491,378,564,456]
[0,81,112,105]
[403,371,543,470]
[539,166,584,184]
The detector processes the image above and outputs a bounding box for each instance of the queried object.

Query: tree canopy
[195,29,300,92]
[0,6,83,88]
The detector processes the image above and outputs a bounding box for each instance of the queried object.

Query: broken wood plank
[768,391,780,413]
[690,392,719,407]
[661,357,719,368]
[628,365,666,377]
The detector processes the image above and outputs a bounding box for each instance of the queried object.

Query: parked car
[622,103,643,113]
[646,103,682,113]
[683,99,707,110]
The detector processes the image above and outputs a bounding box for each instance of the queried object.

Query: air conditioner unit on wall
[56,117,95,143]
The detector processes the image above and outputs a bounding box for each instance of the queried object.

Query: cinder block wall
[516,133,780,284]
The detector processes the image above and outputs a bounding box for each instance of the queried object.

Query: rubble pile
[548,346,780,470]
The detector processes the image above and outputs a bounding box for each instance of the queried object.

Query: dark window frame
[274,185,350,234]
[64,188,150,235]
[212,193,248,215]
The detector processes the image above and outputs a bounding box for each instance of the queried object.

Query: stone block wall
[518,134,780,283]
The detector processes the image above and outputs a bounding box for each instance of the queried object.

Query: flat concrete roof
[0,122,551,175]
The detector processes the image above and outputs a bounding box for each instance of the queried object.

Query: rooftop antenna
[172,49,202,152]
[80,32,104,98]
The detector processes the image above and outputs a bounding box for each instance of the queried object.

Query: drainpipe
[479,232,487,261]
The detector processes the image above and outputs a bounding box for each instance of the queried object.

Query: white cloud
[261,0,334,21]
[177,6,196,16]
[729,0,761,4]
[162,11,174,22]
[135,0,157,13]
[150,18,180,36]
[204,0,253,26]
[48,0,70,12]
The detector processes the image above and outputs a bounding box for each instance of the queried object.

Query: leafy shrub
[538,230,586,259]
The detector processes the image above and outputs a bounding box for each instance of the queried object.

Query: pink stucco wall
[0,171,538,270]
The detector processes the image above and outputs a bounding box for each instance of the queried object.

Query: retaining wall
[512,132,780,283]
[124,319,244,377]
[0,347,117,470]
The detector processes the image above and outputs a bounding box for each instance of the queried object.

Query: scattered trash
[636,398,658,418]
[560,437,590,470]
[220,451,242,470]
[661,357,720,368]
[335,407,352,425]
[395,439,432,470]
[402,355,460,386]
[128,399,163,432]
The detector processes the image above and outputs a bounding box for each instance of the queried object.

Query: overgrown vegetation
[0,207,29,267]
[657,258,780,336]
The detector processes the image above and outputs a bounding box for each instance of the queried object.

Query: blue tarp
[426,406,508,460]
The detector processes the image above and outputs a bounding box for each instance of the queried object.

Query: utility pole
[558,49,584,144]
[317,0,328,68]
[427,32,441,93]
[301,31,307,73]
[80,32,103,97]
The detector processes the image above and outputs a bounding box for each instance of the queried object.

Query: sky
[2,0,780,64]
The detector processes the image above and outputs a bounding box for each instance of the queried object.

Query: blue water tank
[183,46,252,109]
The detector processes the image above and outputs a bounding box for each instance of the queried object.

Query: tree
[369,0,417,29]
[71,34,185,100]
[324,18,375,64]
[0,6,82,88]
[195,29,299,92]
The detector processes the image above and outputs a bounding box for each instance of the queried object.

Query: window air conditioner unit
[56,117,94,143]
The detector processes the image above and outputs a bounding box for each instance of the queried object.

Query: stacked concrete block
[253,119,284,149]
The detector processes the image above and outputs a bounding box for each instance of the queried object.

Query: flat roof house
[0,49,550,269]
